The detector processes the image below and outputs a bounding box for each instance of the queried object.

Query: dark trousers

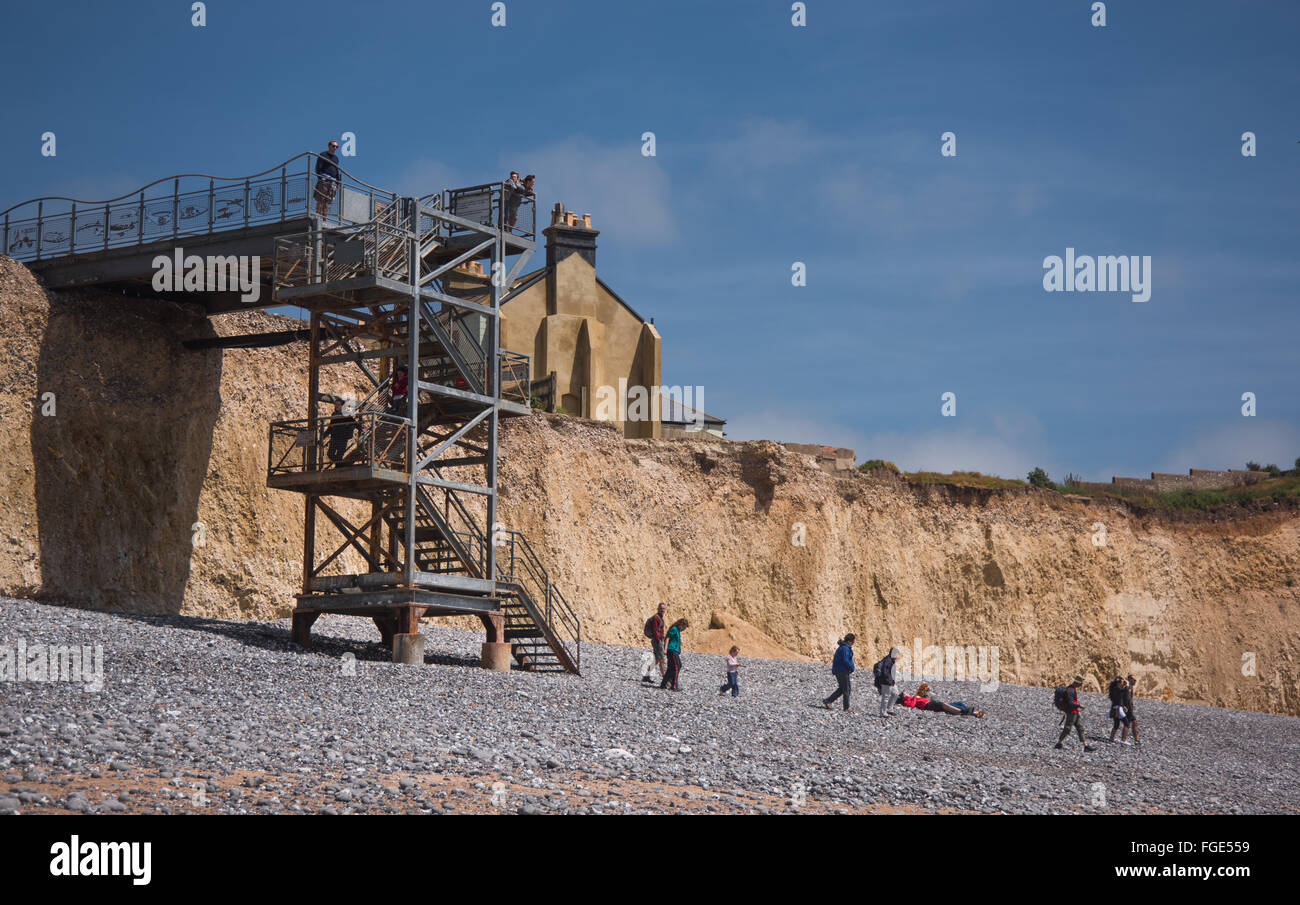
[824,673,851,710]
[720,673,739,696]
[661,651,681,690]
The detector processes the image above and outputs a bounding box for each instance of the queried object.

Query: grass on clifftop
[1060,475,1300,510]
[884,468,1300,511]
[903,471,1027,490]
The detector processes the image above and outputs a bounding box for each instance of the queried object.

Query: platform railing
[499,351,531,405]
[441,182,535,241]
[267,411,410,478]
[274,220,411,290]
[1,152,400,263]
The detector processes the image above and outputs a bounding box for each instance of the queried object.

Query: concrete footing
[481,641,512,672]
[393,632,425,665]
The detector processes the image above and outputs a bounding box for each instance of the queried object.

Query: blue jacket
[832,642,855,675]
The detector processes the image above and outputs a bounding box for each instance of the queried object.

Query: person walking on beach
[1054,676,1095,752]
[822,634,855,711]
[1116,674,1140,747]
[718,646,740,697]
[873,646,902,717]
[1107,676,1131,744]
[660,618,688,690]
[641,602,667,684]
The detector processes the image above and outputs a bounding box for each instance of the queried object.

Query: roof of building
[501,265,649,325]
[659,389,725,426]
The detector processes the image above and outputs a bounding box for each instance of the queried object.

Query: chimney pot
[582,213,591,228]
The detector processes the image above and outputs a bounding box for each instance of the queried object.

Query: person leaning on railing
[314,140,341,217]
[503,172,535,231]
[324,397,357,465]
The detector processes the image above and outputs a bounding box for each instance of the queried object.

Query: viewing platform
[0,153,536,314]
[3,152,578,675]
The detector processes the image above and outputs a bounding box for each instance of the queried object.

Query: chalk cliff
[2,256,1297,715]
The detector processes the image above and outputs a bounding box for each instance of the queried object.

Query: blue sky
[2,0,1297,480]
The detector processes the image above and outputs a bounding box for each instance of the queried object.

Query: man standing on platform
[314,139,341,217]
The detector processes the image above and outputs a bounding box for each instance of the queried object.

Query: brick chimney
[544,203,599,269]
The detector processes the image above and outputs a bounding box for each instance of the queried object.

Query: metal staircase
[1,153,580,674]
[262,159,580,674]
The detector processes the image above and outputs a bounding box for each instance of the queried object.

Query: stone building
[445,204,666,438]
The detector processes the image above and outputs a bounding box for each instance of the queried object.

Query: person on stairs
[388,363,409,417]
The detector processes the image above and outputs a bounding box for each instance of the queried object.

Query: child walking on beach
[719,646,740,697]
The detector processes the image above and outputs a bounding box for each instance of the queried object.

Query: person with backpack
[873,646,902,717]
[822,634,856,711]
[1053,676,1095,752]
[660,618,689,691]
[641,603,667,684]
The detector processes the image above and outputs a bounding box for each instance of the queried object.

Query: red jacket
[650,613,665,642]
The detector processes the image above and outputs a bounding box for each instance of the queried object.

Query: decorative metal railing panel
[2,152,399,263]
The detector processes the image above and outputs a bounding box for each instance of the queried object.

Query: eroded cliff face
[3,256,1298,715]
[498,417,1300,715]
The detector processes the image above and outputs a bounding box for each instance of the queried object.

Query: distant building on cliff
[444,203,724,441]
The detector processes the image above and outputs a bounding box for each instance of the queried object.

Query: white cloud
[500,138,677,245]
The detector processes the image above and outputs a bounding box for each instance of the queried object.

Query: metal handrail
[1,151,391,215]
[267,411,410,476]
[3,152,403,265]
[500,529,581,669]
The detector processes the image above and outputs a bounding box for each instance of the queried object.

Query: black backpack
[1053,686,1071,712]
[872,656,892,683]
[644,616,656,639]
